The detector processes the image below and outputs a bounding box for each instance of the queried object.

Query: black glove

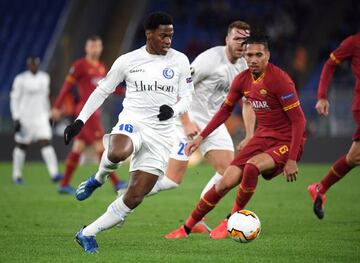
[157,105,174,121]
[14,120,21,133]
[64,119,84,145]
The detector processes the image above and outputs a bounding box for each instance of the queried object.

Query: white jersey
[78,46,194,129]
[189,46,248,127]
[10,70,51,124]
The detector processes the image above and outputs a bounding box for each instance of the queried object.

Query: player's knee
[16,143,28,151]
[346,153,360,166]
[215,180,232,196]
[107,149,128,163]
[261,173,273,181]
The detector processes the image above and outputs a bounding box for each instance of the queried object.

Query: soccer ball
[227,210,261,243]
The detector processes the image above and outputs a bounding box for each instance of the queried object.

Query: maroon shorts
[352,111,360,141]
[76,115,104,145]
[231,135,304,180]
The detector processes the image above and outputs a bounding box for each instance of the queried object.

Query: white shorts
[109,113,174,177]
[170,123,234,161]
[15,119,52,144]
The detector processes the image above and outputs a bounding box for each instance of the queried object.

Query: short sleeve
[331,35,355,64]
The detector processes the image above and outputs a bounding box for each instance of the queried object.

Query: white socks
[147,175,179,196]
[12,147,25,180]
[200,172,223,197]
[41,145,59,178]
[95,150,122,184]
[83,195,132,236]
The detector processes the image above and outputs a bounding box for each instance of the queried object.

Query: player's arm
[190,50,214,86]
[185,74,243,156]
[64,56,125,145]
[317,35,354,116]
[52,68,78,121]
[180,113,200,139]
[10,76,22,132]
[237,98,256,151]
[278,77,306,181]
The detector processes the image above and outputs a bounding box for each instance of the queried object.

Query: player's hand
[157,105,174,121]
[315,99,330,116]
[51,108,62,122]
[184,121,200,140]
[185,136,203,156]
[64,119,84,145]
[237,136,252,151]
[13,120,21,133]
[283,159,298,182]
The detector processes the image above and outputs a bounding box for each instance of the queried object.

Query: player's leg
[75,170,158,253]
[231,153,275,212]
[309,112,360,219]
[75,134,133,201]
[165,165,243,239]
[38,139,62,182]
[308,141,358,219]
[93,139,127,191]
[59,139,85,194]
[12,125,32,184]
[148,158,187,195]
[148,126,189,196]
[12,142,28,184]
[210,153,276,239]
[202,149,234,197]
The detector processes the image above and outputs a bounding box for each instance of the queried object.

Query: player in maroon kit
[308,32,360,219]
[52,35,126,194]
[165,35,306,239]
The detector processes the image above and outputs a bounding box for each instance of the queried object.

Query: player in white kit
[10,57,61,184]
[62,12,194,253]
[148,21,255,236]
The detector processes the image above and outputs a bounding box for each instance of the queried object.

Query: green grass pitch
[0,162,359,262]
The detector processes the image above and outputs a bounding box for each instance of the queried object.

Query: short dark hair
[227,20,251,34]
[144,11,173,31]
[244,34,269,50]
[87,35,102,42]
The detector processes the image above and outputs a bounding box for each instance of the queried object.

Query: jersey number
[273,145,289,156]
[119,124,134,133]
[177,142,187,156]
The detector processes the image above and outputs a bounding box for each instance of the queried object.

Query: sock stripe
[201,197,216,207]
[331,167,343,178]
[240,185,255,193]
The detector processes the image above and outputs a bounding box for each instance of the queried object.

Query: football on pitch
[227,210,261,243]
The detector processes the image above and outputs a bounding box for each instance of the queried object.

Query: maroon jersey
[318,33,360,111]
[54,58,107,116]
[201,63,306,160]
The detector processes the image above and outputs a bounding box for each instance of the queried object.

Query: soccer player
[10,57,62,184]
[64,12,193,253]
[165,35,306,239]
[52,36,126,194]
[308,32,360,219]
[147,21,254,233]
